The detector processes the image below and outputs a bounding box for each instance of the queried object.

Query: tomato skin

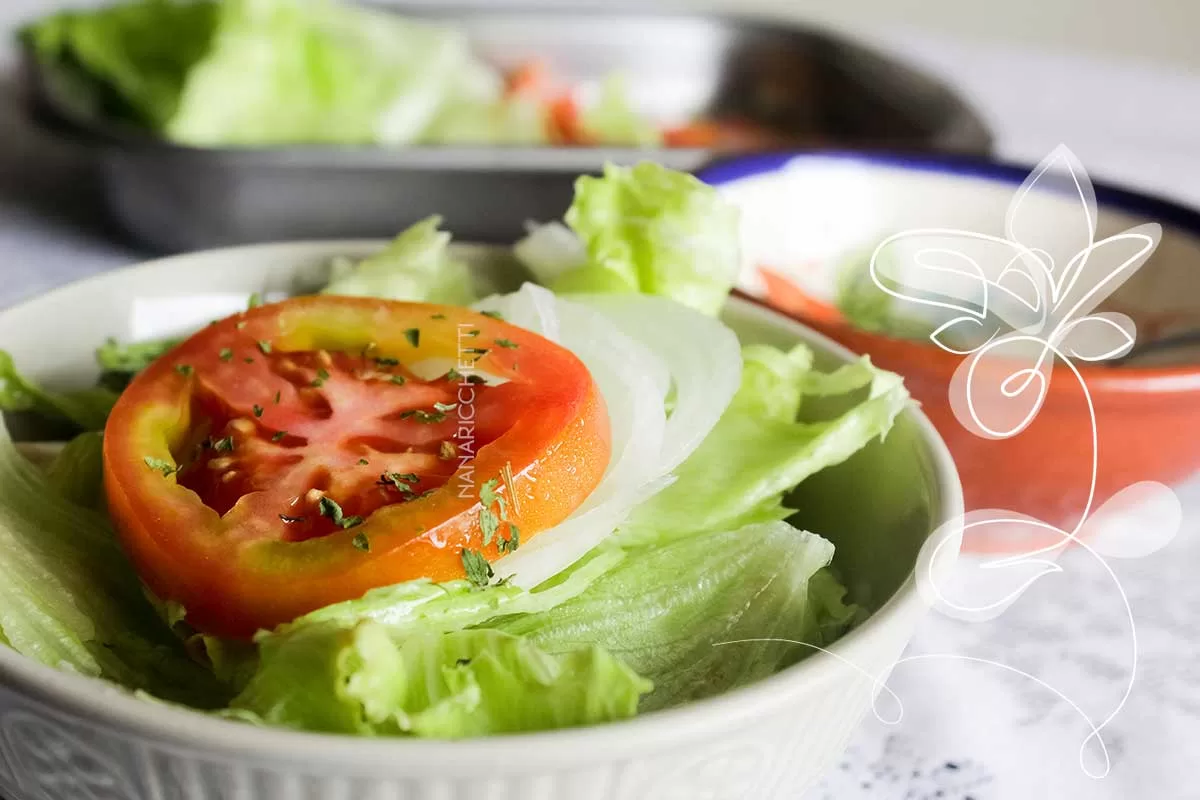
[103,296,610,639]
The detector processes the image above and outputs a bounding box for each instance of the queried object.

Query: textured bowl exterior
[0,617,910,800]
[0,242,961,800]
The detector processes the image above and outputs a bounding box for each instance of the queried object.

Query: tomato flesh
[102,296,611,638]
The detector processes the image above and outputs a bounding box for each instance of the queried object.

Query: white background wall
[2,0,1199,72]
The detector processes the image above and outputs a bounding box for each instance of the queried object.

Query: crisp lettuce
[232,625,649,736]
[20,0,219,128]
[617,345,909,543]
[0,350,116,432]
[166,0,470,146]
[516,162,741,315]
[320,216,477,305]
[420,61,548,145]
[45,432,106,510]
[21,0,679,149]
[834,250,949,342]
[287,546,622,633]
[513,221,589,286]
[494,522,845,711]
[0,420,227,707]
[578,74,661,147]
[95,336,180,391]
[24,0,478,147]
[421,96,548,145]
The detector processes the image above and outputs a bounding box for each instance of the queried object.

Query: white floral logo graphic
[872,145,1181,779]
[719,146,1182,782]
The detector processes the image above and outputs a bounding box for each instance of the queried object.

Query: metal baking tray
[22,5,992,252]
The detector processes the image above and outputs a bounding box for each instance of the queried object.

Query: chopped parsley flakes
[461,548,493,588]
[317,496,362,529]
[400,409,446,424]
[495,339,519,349]
[499,525,520,554]
[379,472,417,494]
[219,348,233,362]
[143,456,179,477]
[352,532,371,552]
[404,328,420,348]
[480,506,500,546]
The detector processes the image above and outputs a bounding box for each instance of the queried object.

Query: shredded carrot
[505,60,552,99]
[663,121,724,148]
[756,265,846,325]
[548,92,594,146]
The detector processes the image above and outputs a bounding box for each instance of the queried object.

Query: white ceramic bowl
[0,243,962,800]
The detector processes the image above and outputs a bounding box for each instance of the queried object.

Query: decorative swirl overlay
[720,145,1182,781]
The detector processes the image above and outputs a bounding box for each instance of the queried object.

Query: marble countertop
[2,25,1198,800]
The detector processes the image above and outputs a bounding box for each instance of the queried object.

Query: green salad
[0,163,908,737]
[22,0,661,147]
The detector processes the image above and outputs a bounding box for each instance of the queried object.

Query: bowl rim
[699,150,1200,395]
[0,241,963,767]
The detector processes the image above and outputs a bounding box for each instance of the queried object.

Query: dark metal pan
[21,5,993,252]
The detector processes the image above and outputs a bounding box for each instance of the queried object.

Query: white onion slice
[474,285,741,589]
[575,294,742,475]
[473,282,560,342]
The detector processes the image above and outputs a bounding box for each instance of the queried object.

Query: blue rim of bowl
[697,149,1200,236]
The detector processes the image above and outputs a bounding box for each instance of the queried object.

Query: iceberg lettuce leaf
[0,419,228,707]
[232,625,650,737]
[0,350,116,432]
[495,522,844,711]
[531,162,740,315]
[165,0,470,145]
[320,216,476,305]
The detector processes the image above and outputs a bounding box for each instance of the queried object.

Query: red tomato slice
[103,296,610,639]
